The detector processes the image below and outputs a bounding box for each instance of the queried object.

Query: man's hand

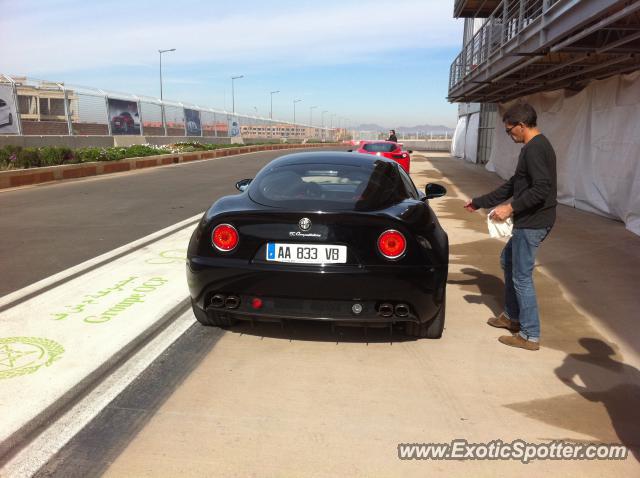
[490,203,513,221]
[464,200,477,212]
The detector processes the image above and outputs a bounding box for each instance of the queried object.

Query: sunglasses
[505,124,520,135]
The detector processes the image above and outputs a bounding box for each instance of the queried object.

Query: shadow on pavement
[506,338,640,461]
[448,267,504,318]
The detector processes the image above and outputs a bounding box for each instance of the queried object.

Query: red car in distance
[351,141,412,173]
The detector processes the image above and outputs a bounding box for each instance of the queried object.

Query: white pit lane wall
[487,70,640,236]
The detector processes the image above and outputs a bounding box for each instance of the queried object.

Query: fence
[0,74,338,141]
[449,0,561,91]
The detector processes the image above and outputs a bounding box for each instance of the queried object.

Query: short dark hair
[502,103,537,127]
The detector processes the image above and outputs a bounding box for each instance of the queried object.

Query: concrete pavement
[32,152,639,477]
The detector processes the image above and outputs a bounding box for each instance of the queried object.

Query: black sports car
[186,151,449,338]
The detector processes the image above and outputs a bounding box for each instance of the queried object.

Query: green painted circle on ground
[0,337,65,380]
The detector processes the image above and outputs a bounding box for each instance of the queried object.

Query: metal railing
[0,75,338,141]
[449,0,560,91]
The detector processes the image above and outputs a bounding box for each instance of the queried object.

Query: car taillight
[212,224,239,251]
[377,229,406,259]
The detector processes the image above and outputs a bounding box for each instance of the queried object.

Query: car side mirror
[425,183,446,199]
[408,150,413,154]
[235,178,252,192]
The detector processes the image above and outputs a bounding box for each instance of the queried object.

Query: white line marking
[0,309,204,478]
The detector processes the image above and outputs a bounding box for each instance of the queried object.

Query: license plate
[266,243,347,264]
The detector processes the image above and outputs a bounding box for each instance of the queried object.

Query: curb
[0,297,190,465]
[0,143,338,190]
[0,298,189,465]
[0,216,202,464]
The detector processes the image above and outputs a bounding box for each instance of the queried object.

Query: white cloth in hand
[487,210,513,238]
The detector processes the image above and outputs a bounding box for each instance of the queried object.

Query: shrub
[0,146,21,169]
[123,144,161,158]
[102,147,128,161]
[14,147,41,168]
[0,140,305,170]
[75,147,104,163]
[39,147,72,166]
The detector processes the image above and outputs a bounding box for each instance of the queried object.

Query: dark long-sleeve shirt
[472,134,557,229]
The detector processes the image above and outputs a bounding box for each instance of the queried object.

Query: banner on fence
[228,116,240,137]
[185,108,202,136]
[0,84,19,134]
[107,98,141,135]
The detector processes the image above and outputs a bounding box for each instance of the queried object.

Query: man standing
[464,103,557,351]
[388,129,398,142]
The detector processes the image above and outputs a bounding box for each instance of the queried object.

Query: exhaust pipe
[210,294,226,308]
[395,304,410,318]
[225,295,240,309]
[378,303,394,318]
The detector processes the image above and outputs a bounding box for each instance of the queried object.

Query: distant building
[13,77,78,134]
[240,123,310,139]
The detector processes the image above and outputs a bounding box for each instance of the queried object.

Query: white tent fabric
[464,112,480,163]
[486,71,640,236]
[451,115,467,158]
[451,113,480,163]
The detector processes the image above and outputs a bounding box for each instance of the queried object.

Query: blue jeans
[501,227,551,342]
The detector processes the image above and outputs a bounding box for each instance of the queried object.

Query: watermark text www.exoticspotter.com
[397,439,628,463]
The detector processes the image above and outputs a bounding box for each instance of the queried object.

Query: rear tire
[405,291,446,339]
[191,298,236,328]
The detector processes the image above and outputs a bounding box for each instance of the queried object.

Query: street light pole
[231,75,244,114]
[330,114,336,141]
[270,90,280,119]
[309,106,318,139]
[321,110,328,140]
[158,48,176,102]
[309,105,317,126]
[293,99,302,138]
[158,48,175,136]
[293,100,302,124]
[293,99,302,124]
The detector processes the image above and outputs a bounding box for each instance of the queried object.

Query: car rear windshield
[362,143,397,153]
[249,161,411,211]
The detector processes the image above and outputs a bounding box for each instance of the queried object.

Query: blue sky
[1,0,464,128]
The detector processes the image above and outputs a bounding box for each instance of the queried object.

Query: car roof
[360,140,397,144]
[268,151,398,168]
[359,140,403,147]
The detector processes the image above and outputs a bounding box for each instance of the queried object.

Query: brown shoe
[487,313,520,332]
[498,334,540,351]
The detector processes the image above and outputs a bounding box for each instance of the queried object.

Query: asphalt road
[0,147,345,297]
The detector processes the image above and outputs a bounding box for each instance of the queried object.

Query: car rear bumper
[187,257,447,324]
